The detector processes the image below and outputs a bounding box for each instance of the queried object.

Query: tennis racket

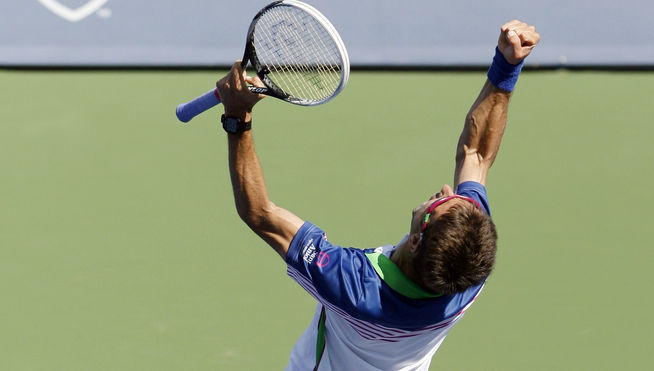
[176,0,350,123]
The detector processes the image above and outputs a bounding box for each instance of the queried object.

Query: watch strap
[221,114,252,133]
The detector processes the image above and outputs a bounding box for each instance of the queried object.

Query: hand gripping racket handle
[175,87,267,123]
[175,89,221,123]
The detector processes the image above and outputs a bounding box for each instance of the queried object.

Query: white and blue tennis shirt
[284,182,491,371]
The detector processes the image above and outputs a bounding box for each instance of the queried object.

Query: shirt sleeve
[455,181,491,216]
[285,222,386,319]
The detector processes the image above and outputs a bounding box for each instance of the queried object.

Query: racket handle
[176,88,221,123]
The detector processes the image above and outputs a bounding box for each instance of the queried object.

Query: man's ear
[409,233,421,253]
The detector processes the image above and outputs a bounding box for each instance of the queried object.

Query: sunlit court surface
[1,69,653,370]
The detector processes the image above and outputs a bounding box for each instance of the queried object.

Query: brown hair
[413,202,497,295]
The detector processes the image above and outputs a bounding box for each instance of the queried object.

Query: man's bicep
[454,149,490,188]
[253,204,304,259]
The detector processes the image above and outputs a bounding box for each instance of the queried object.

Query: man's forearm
[453,21,539,186]
[218,61,304,258]
[459,79,511,166]
[227,131,271,228]
[454,80,511,185]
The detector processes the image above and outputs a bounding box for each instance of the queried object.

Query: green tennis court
[1,70,652,370]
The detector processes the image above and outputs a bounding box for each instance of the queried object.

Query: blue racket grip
[176,88,221,123]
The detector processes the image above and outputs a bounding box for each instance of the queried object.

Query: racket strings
[253,5,343,103]
[284,8,340,89]
[286,8,341,91]
[259,9,318,100]
[256,9,326,99]
[266,8,335,100]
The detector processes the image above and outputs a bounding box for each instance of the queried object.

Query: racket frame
[175,0,349,123]
[242,0,350,106]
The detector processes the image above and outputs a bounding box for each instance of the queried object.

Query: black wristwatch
[221,114,252,134]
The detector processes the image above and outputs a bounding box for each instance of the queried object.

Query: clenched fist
[497,20,540,65]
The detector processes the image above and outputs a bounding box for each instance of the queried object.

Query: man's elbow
[236,202,275,231]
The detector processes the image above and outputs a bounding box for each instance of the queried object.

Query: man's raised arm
[454,20,540,187]
[218,62,304,259]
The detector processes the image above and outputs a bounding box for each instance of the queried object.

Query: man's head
[407,184,497,295]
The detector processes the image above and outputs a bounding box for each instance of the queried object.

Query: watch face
[223,116,241,133]
[222,115,250,133]
[224,118,239,132]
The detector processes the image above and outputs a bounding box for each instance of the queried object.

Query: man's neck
[390,238,423,287]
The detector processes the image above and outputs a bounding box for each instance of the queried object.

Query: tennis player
[216,20,539,371]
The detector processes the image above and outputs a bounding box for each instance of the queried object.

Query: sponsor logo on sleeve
[302,238,316,264]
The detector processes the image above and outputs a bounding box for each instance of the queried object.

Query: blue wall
[2,0,652,67]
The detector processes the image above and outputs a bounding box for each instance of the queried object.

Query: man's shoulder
[285,222,485,330]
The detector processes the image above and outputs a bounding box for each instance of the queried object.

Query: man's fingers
[217,60,259,95]
[244,75,266,99]
[519,30,541,47]
[230,61,244,79]
[505,29,522,50]
[228,60,260,95]
[519,35,539,47]
[505,23,540,48]
[245,74,264,88]
[501,19,522,32]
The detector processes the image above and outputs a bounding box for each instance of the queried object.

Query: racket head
[243,0,350,106]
